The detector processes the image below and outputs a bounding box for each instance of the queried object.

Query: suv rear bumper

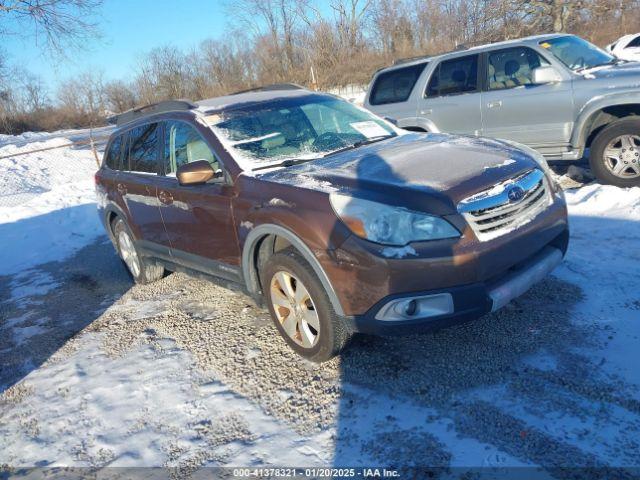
[346,240,566,335]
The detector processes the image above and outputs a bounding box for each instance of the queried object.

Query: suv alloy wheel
[261,249,352,362]
[590,117,640,187]
[113,218,164,284]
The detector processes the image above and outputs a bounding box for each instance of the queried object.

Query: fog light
[375,293,454,321]
[405,299,418,316]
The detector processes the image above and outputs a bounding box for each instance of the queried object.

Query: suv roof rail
[109,99,197,126]
[231,83,305,95]
[392,55,431,66]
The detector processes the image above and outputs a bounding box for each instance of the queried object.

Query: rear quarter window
[369,63,427,105]
[104,134,124,170]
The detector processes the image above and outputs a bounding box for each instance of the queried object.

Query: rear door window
[369,63,427,105]
[163,121,219,175]
[104,134,124,170]
[127,123,159,174]
[426,54,479,97]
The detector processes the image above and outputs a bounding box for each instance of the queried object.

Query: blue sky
[3,0,269,91]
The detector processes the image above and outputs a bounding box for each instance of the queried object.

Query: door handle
[487,100,502,109]
[420,109,433,115]
[158,190,173,205]
[116,183,127,195]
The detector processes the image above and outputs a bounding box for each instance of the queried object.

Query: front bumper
[346,238,566,336]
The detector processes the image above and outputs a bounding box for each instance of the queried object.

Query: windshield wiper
[251,134,396,171]
[575,59,622,72]
[323,134,395,158]
[252,157,315,172]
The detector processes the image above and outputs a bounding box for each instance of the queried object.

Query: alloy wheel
[270,271,320,348]
[118,230,141,278]
[603,134,640,179]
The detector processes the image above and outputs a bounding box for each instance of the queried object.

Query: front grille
[458,169,551,241]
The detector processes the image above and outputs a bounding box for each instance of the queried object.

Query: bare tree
[330,0,373,52]
[0,0,103,54]
[225,0,304,80]
[57,70,106,125]
[516,0,587,33]
[104,79,136,114]
[19,71,48,111]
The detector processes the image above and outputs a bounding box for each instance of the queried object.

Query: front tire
[590,117,640,187]
[261,249,352,362]
[113,218,164,284]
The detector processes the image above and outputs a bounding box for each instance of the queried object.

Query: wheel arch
[103,204,129,244]
[241,224,346,316]
[573,96,640,149]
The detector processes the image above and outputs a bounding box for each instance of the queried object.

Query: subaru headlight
[330,194,460,246]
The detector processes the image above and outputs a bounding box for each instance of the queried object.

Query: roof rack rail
[390,42,476,67]
[231,83,305,95]
[109,99,197,126]
[392,55,431,66]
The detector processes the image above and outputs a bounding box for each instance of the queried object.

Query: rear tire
[589,117,640,187]
[260,249,352,362]
[113,218,164,284]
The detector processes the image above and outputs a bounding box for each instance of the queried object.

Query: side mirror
[532,66,562,84]
[176,160,216,185]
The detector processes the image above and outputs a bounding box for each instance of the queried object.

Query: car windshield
[539,35,616,71]
[205,94,397,170]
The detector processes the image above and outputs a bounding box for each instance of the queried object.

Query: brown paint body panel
[320,199,567,316]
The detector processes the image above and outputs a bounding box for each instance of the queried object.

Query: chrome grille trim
[458,169,551,241]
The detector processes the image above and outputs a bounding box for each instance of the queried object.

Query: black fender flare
[241,223,346,317]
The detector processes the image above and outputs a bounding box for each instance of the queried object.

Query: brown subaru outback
[96,84,569,362]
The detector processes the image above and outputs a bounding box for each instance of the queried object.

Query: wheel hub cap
[603,134,640,178]
[269,271,320,348]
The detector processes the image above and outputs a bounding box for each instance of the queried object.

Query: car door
[417,53,483,135]
[117,122,170,252]
[481,46,574,146]
[155,120,241,281]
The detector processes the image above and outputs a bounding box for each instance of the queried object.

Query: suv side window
[426,54,478,97]
[105,134,124,170]
[370,63,427,105]
[127,123,159,174]
[163,121,219,175]
[487,47,549,90]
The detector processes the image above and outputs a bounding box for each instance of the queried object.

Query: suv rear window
[127,123,159,174]
[104,134,124,170]
[369,63,427,105]
[426,54,478,97]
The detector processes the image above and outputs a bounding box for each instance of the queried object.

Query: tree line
[1,0,639,134]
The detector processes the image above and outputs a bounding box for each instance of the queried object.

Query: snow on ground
[1,131,639,475]
[0,133,105,275]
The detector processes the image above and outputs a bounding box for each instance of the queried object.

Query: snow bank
[565,183,640,220]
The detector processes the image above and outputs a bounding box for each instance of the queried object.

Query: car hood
[260,133,541,215]
[579,61,640,83]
